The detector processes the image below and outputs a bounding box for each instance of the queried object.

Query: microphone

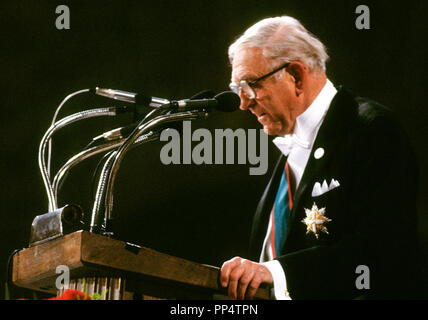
[90,90,239,144]
[94,87,170,108]
[91,123,137,143]
[136,90,216,119]
[172,91,240,112]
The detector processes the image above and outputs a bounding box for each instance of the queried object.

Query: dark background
[1,0,427,299]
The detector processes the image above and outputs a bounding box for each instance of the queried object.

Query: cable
[4,248,22,300]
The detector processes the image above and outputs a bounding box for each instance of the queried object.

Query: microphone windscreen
[214,91,240,112]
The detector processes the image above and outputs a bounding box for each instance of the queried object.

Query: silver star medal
[302,203,331,239]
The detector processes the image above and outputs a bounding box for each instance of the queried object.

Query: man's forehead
[231,47,269,81]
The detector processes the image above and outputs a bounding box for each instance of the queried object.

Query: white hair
[228,16,329,73]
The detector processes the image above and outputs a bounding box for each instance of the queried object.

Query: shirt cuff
[262,260,291,300]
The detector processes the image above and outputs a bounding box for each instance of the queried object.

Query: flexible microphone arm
[52,130,159,208]
[38,106,132,212]
[48,88,92,177]
[100,109,208,235]
[90,149,117,234]
[51,106,164,209]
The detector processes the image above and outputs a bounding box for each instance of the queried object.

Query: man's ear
[287,62,307,96]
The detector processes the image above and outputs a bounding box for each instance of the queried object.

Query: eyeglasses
[229,62,290,99]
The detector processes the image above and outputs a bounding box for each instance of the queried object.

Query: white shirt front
[260,79,337,299]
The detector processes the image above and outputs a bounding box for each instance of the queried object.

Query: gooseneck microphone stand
[37,88,238,241]
[91,108,208,236]
[38,105,132,212]
[52,130,159,208]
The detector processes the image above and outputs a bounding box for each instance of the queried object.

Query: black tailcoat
[249,87,420,299]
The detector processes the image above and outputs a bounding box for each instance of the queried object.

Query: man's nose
[239,91,253,110]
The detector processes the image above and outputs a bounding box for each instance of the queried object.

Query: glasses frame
[230,62,290,99]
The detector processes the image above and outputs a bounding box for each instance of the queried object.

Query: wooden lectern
[12,231,271,300]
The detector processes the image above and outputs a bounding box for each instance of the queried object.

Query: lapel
[283,87,359,245]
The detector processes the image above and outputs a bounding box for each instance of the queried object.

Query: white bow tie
[273,134,310,156]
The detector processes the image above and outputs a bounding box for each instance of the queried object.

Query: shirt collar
[273,79,337,155]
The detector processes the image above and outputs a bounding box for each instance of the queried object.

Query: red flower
[47,289,91,300]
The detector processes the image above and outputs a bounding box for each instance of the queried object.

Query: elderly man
[220,16,419,300]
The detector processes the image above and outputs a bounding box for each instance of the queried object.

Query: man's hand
[220,256,273,300]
